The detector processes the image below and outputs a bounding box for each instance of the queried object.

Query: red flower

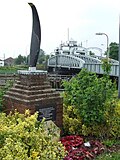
[61,135,104,160]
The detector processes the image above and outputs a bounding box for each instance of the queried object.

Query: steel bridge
[48,54,119,77]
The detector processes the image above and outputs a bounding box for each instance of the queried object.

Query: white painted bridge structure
[48,40,119,77]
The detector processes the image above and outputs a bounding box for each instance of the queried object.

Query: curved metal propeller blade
[28,3,41,67]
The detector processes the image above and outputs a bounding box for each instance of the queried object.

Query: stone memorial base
[4,70,63,129]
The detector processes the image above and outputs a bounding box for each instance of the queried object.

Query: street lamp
[95,33,109,59]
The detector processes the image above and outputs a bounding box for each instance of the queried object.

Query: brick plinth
[4,71,63,129]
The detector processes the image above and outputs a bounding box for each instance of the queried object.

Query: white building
[0,59,4,66]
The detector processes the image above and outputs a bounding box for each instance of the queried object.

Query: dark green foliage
[13,48,47,67]
[15,54,27,65]
[0,81,13,112]
[63,69,116,127]
[109,42,119,60]
[38,50,49,70]
[38,49,46,64]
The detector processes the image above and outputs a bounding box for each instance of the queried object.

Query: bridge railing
[74,54,101,64]
[48,54,85,69]
[84,63,119,77]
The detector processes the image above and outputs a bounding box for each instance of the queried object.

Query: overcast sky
[0,0,120,59]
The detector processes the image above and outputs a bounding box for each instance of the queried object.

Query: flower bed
[61,135,105,160]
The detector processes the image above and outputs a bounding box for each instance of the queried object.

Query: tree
[15,54,27,65]
[37,49,50,70]
[27,49,48,66]
[109,42,119,60]
[38,49,49,65]
[38,49,46,64]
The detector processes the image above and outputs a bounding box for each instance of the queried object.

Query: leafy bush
[62,69,118,138]
[0,88,4,112]
[0,81,13,112]
[63,69,116,126]
[63,100,120,139]
[0,110,65,160]
[102,58,112,75]
[63,105,82,135]
[104,99,120,138]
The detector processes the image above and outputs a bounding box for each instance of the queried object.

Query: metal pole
[118,16,120,98]
[103,33,109,59]
[95,33,109,59]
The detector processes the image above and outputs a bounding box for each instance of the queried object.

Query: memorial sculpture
[4,3,63,129]
[28,3,41,69]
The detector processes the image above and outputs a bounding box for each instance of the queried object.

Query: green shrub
[104,99,120,138]
[62,69,118,138]
[63,99,120,139]
[102,58,112,75]
[63,69,116,126]
[63,104,82,135]
[0,110,65,160]
[0,81,13,112]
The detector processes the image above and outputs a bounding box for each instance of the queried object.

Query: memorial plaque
[36,104,56,121]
